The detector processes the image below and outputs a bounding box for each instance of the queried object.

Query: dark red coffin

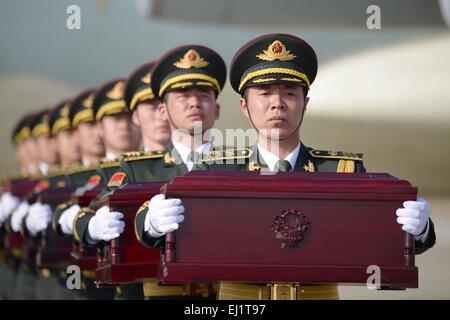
[70,185,104,270]
[3,180,38,250]
[159,171,418,289]
[35,187,76,267]
[95,182,163,286]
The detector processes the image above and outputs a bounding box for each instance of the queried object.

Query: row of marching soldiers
[0,34,436,300]
[0,48,225,300]
[0,70,161,299]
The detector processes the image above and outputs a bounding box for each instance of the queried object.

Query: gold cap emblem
[60,103,70,117]
[256,40,297,62]
[140,72,151,84]
[174,49,209,69]
[82,93,94,108]
[42,114,50,124]
[106,81,125,100]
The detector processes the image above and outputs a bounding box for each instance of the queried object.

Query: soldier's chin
[259,128,291,141]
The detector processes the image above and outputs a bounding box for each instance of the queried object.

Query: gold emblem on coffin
[106,81,125,100]
[271,209,311,248]
[256,40,297,62]
[174,49,209,69]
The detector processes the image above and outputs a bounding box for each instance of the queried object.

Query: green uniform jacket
[71,159,125,244]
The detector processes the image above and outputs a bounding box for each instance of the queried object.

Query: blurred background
[0,0,449,299]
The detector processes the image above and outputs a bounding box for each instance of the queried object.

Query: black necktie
[275,160,292,172]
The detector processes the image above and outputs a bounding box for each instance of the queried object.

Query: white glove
[87,205,125,243]
[1,192,20,219]
[396,197,431,239]
[25,202,52,236]
[58,204,81,235]
[10,201,30,232]
[145,194,185,238]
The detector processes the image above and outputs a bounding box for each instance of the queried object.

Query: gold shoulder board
[67,163,98,174]
[123,150,164,162]
[309,149,363,161]
[99,158,121,168]
[202,147,253,162]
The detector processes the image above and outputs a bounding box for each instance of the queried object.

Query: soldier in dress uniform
[0,113,37,299]
[24,100,87,300]
[7,108,58,299]
[73,46,227,299]
[51,88,106,240]
[143,34,436,300]
[66,79,141,299]
[67,61,172,300]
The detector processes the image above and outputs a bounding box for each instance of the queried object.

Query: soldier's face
[36,135,59,165]
[98,112,141,153]
[23,138,38,165]
[15,143,29,172]
[76,121,105,157]
[240,83,308,141]
[56,130,80,165]
[162,87,220,134]
[132,100,171,146]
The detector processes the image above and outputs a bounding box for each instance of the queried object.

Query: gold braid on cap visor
[72,109,94,128]
[130,88,155,111]
[95,100,127,120]
[51,118,71,135]
[159,73,221,97]
[14,127,31,144]
[32,123,51,137]
[238,67,310,92]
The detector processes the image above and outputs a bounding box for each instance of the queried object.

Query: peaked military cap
[92,78,128,121]
[31,108,52,138]
[69,88,96,128]
[150,45,227,99]
[124,61,156,112]
[230,33,318,95]
[49,100,72,135]
[12,113,34,145]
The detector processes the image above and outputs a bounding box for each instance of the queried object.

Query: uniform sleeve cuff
[415,219,430,243]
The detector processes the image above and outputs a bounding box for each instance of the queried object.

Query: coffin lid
[163,171,417,200]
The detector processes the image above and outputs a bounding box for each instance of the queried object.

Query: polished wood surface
[95,182,164,286]
[158,171,418,289]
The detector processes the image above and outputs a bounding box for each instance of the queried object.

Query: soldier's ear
[239,97,249,119]
[96,122,104,138]
[71,129,80,145]
[215,102,220,120]
[131,109,141,127]
[304,96,309,111]
[72,128,80,141]
[158,102,168,121]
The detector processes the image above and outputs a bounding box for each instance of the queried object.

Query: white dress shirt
[38,162,49,176]
[171,139,213,172]
[257,142,301,172]
[81,157,92,166]
[105,152,117,161]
